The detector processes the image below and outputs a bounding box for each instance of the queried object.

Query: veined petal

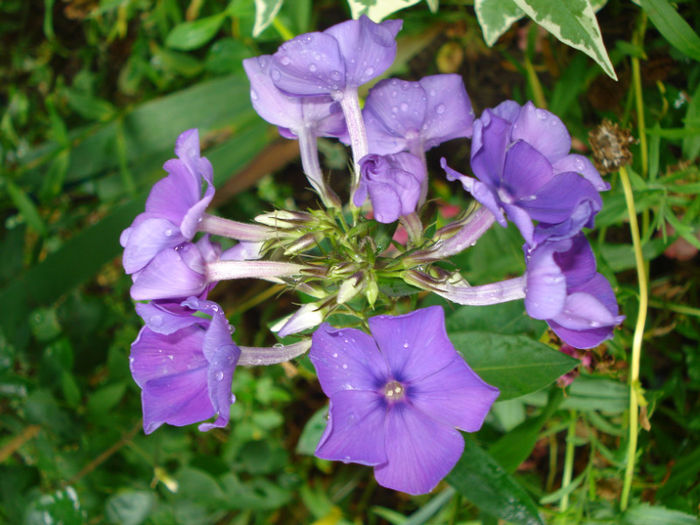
[553,154,609,191]
[502,140,554,198]
[470,110,511,187]
[122,217,184,274]
[520,172,601,226]
[316,390,387,466]
[243,55,304,129]
[374,403,464,495]
[130,246,207,301]
[419,74,474,149]
[364,78,427,140]
[511,101,571,163]
[525,243,567,319]
[150,160,201,222]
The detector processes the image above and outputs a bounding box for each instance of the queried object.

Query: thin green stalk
[619,165,649,511]
[648,299,700,317]
[560,410,577,512]
[272,17,294,41]
[524,55,547,109]
[632,14,648,179]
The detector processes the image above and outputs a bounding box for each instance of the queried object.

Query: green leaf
[87,382,127,416]
[253,0,283,37]
[450,331,578,400]
[622,503,700,525]
[166,14,226,51]
[105,490,155,525]
[205,38,252,74]
[639,0,700,62]
[511,0,617,80]
[474,0,524,46]
[346,0,422,21]
[25,487,85,525]
[444,300,546,339]
[62,87,116,121]
[4,179,47,236]
[296,406,327,455]
[447,439,544,525]
[522,375,629,413]
[683,83,700,159]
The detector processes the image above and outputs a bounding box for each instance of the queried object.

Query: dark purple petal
[325,16,401,87]
[502,140,554,199]
[419,74,474,149]
[441,160,507,227]
[271,32,345,95]
[410,356,499,432]
[122,217,185,274]
[316,390,387,465]
[533,199,600,245]
[490,99,521,123]
[503,202,534,244]
[310,324,390,396]
[552,234,597,288]
[511,101,571,163]
[373,404,464,495]
[130,246,208,301]
[135,301,202,335]
[368,306,457,383]
[520,172,602,226]
[553,154,609,191]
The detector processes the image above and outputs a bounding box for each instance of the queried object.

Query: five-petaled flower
[310,306,499,495]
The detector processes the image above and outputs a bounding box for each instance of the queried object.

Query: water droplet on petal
[164,229,173,237]
[230,394,237,403]
[364,66,374,77]
[215,371,224,381]
[400,102,408,112]
[280,56,291,66]
[403,342,409,348]
[330,70,342,80]
[273,342,284,349]
[309,64,317,72]
[271,69,281,81]
[250,90,258,101]
[332,352,338,358]
[342,363,348,369]
[150,315,163,326]
[436,103,446,114]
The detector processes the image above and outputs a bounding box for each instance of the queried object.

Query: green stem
[272,17,294,41]
[632,14,648,179]
[560,409,577,512]
[524,55,547,109]
[619,165,649,511]
[648,299,700,317]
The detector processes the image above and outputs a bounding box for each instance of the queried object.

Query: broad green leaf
[622,503,699,525]
[447,439,544,525]
[220,474,292,510]
[682,83,700,160]
[522,375,629,413]
[105,490,155,525]
[296,406,327,455]
[346,0,422,21]
[25,487,85,525]
[474,0,524,46]
[444,300,546,339]
[87,382,127,416]
[512,0,617,80]
[4,179,47,236]
[166,14,226,51]
[599,238,666,271]
[450,331,578,400]
[253,0,283,37]
[640,0,700,62]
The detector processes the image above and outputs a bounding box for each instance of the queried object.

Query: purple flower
[121,129,214,274]
[443,101,608,247]
[354,152,426,223]
[269,16,402,97]
[242,55,346,139]
[362,75,474,155]
[130,297,239,434]
[130,236,221,302]
[525,234,624,348]
[310,306,499,495]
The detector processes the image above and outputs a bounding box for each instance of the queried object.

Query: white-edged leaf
[347,0,422,21]
[512,0,617,79]
[475,0,524,47]
[253,0,283,37]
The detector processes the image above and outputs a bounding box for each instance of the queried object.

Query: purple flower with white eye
[443,101,608,247]
[121,129,214,274]
[354,152,426,223]
[525,234,624,348]
[269,16,402,97]
[130,297,239,434]
[310,306,499,495]
[362,75,474,155]
[130,235,221,302]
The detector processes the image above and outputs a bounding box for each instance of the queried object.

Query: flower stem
[560,409,577,512]
[298,128,341,208]
[238,339,311,366]
[207,260,306,283]
[416,206,496,261]
[199,213,274,241]
[405,272,526,306]
[619,164,649,511]
[338,88,368,189]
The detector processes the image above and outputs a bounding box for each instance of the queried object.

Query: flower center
[383,380,406,402]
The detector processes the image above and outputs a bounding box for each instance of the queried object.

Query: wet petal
[511,101,571,162]
[419,74,474,149]
[130,246,207,301]
[122,217,184,274]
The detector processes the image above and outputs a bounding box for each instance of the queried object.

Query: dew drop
[364,66,374,77]
[342,363,348,369]
[273,343,284,349]
[400,102,408,112]
[332,352,338,358]
[164,229,173,237]
[280,56,291,66]
[330,70,342,80]
[590,321,601,328]
[535,108,548,120]
[271,69,281,81]
[250,90,258,101]
[309,64,317,72]
[150,314,163,326]
[230,394,237,404]
[215,371,224,381]
[403,342,409,348]
[436,103,446,114]
[167,354,174,361]
[391,106,398,114]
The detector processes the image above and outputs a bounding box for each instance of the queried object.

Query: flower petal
[525,243,568,319]
[316,390,387,466]
[520,172,601,226]
[419,74,474,149]
[410,356,499,432]
[130,246,207,301]
[373,404,464,495]
[502,140,554,199]
[122,217,184,274]
[369,306,457,383]
[553,154,609,191]
[310,324,390,396]
[511,101,571,162]
[364,78,427,144]
[470,110,511,187]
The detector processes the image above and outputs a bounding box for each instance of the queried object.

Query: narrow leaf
[447,439,544,525]
[640,0,700,62]
[346,0,422,21]
[253,0,283,37]
[5,179,47,236]
[166,14,226,51]
[450,331,578,400]
[474,0,524,46]
[512,0,617,80]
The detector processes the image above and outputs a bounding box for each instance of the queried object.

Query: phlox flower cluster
[121,15,623,495]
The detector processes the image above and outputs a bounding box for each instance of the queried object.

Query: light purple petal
[441,160,507,227]
[511,101,571,163]
[363,106,408,155]
[135,301,201,335]
[373,404,464,495]
[130,246,207,301]
[368,181,402,223]
[363,78,427,143]
[325,16,401,87]
[419,74,474,149]
[271,32,345,95]
[410,356,499,432]
[310,324,390,397]
[553,154,609,191]
[491,99,521,123]
[243,55,304,129]
[181,180,215,239]
[122,217,185,274]
[525,243,567,319]
[149,160,200,222]
[502,140,554,199]
[470,110,511,187]
[368,306,457,384]
[221,241,263,261]
[316,390,387,465]
[503,202,534,245]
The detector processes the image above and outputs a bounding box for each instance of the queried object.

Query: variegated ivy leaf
[475,0,524,47]
[346,0,434,21]
[253,0,283,37]
[512,0,617,80]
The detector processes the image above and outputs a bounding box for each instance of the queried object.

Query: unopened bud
[337,273,365,304]
[365,280,379,308]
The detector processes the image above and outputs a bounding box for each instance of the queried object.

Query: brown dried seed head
[588,120,636,174]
